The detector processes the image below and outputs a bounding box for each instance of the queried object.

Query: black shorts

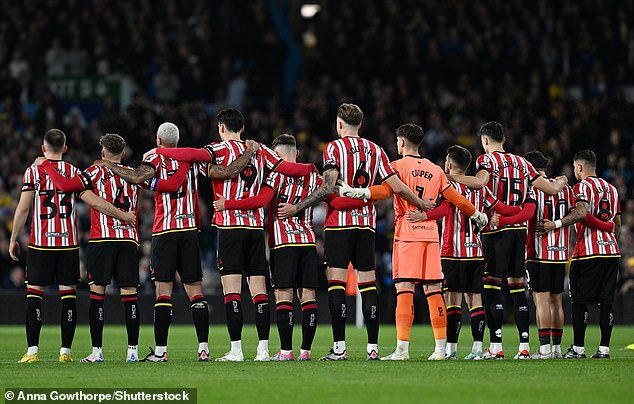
[481,229,526,278]
[324,228,375,271]
[569,257,619,305]
[442,259,485,293]
[216,228,267,277]
[26,246,80,286]
[526,261,565,294]
[88,241,140,288]
[270,246,319,289]
[151,229,202,283]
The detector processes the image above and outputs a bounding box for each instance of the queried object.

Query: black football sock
[276,300,294,351]
[60,289,77,349]
[25,288,44,348]
[190,294,209,344]
[121,293,139,346]
[551,328,563,346]
[446,305,462,344]
[359,281,379,345]
[154,296,173,348]
[483,278,503,343]
[224,293,243,341]
[538,328,551,347]
[301,300,318,351]
[328,281,347,344]
[572,303,588,348]
[509,282,530,343]
[89,291,105,348]
[253,293,270,341]
[599,303,614,347]
[469,306,486,343]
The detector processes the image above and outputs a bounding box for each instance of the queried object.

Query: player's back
[527,181,575,261]
[392,156,448,242]
[22,161,81,248]
[143,152,203,234]
[573,176,621,258]
[84,164,140,243]
[322,136,395,229]
[209,140,281,228]
[477,151,540,208]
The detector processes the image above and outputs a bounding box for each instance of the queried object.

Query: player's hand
[555,175,568,185]
[9,239,21,261]
[420,197,436,212]
[536,219,555,233]
[121,211,136,226]
[490,212,500,227]
[93,159,110,167]
[278,202,298,218]
[213,193,227,211]
[340,184,371,200]
[143,148,157,160]
[246,139,260,153]
[33,157,46,166]
[405,210,427,222]
[470,210,489,230]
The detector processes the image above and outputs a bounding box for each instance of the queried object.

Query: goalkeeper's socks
[426,290,447,342]
[395,290,414,342]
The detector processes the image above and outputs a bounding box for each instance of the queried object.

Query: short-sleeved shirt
[322,136,396,230]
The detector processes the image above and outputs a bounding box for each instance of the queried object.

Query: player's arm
[80,190,136,225]
[36,158,89,192]
[213,187,276,211]
[154,147,212,163]
[614,214,621,241]
[8,191,34,261]
[532,175,568,195]
[325,194,371,211]
[341,176,435,211]
[278,169,338,218]
[406,200,451,222]
[489,200,522,216]
[491,201,536,227]
[582,212,615,233]
[273,161,316,177]
[537,201,588,233]
[98,162,155,185]
[448,170,489,189]
[147,163,191,192]
[209,140,260,179]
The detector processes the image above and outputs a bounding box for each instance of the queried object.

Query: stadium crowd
[1,0,634,294]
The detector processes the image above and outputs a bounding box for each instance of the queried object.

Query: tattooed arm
[277,169,338,218]
[95,161,155,184]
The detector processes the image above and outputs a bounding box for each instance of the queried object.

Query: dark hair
[216,108,245,133]
[396,123,424,146]
[99,133,126,155]
[43,129,66,152]
[271,134,297,149]
[446,145,472,170]
[337,103,363,126]
[524,150,549,170]
[574,149,597,168]
[477,121,504,142]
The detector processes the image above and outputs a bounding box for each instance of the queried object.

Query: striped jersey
[21,161,89,248]
[209,140,281,228]
[83,164,140,243]
[142,153,205,235]
[265,171,321,248]
[572,176,621,259]
[476,151,540,233]
[526,181,575,262]
[323,136,395,229]
[440,182,497,258]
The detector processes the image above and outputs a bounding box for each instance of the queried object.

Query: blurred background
[1,0,634,302]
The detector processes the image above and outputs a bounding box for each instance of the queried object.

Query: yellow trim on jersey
[324,226,376,232]
[26,294,43,300]
[526,259,568,264]
[570,254,621,261]
[89,239,140,246]
[483,285,501,290]
[61,295,76,300]
[154,303,173,308]
[152,227,199,237]
[28,245,80,251]
[359,286,377,293]
[328,285,346,292]
[481,226,527,235]
[270,243,316,250]
[211,224,264,231]
[441,257,485,261]
[509,288,526,293]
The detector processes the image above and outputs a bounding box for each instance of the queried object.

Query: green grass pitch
[1,324,633,403]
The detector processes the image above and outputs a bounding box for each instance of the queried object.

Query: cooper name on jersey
[411,169,434,179]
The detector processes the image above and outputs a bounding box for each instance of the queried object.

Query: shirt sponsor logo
[45,231,69,238]
[175,213,195,220]
[547,246,567,252]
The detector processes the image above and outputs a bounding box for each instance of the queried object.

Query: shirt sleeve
[482,186,498,209]
[377,149,396,182]
[524,159,541,183]
[574,182,589,204]
[475,154,491,174]
[524,186,537,204]
[142,153,162,174]
[438,169,450,193]
[261,145,282,171]
[323,142,339,171]
[21,166,36,192]
[264,171,281,191]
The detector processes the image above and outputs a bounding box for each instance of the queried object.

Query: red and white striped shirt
[476,151,540,233]
[527,182,575,262]
[21,161,88,248]
[142,153,205,235]
[323,136,395,229]
[209,141,281,228]
[572,177,621,259]
[265,171,321,248]
[83,165,140,243]
[440,182,497,259]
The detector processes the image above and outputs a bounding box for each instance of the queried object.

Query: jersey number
[353,162,370,188]
[598,198,611,221]
[114,188,131,211]
[170,166,196,200]
[279,194,304,221]
[543,200,569,221]
[240,164,258,193]
[500,178,523,206]
[39,190,72,220]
